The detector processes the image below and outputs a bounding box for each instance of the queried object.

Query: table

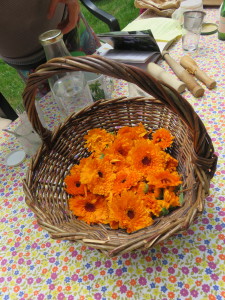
[1,8,225,300]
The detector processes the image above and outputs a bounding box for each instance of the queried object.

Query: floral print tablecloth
[0,8,225,300]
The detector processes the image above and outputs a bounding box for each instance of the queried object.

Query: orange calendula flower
[117,123,148,140]
[112,168,141,194]
[107,136,133,157]
[157,199,170,210]
[68,193,109,224]
[65,123,182,232]
[147,170,182,188]
[84,128,115,153]
[79,157,98,184]
[109,220,120,230]
[164,188,180,207]
[152,128,174,149]
[135,181,152,195]
[70,163,83,175]
[127,140,165,175]
[108,190,153,233]
[109,155,128,172]
[165,153,179,172]
[154,188,164,199]
[81,157,116,196]
[98,152,128,173]
[134,182,161,199]
[64,173,86,195]
[141,194,162,217]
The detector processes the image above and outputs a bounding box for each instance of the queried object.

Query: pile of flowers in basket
[64,123,182,233]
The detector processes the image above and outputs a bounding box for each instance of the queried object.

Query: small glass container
[39,29,92,117]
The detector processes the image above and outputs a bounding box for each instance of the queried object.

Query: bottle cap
[39,29,63,45]
[201,23,218,35]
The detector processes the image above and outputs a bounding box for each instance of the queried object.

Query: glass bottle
[218,0,225,40]
[39,29,92,119]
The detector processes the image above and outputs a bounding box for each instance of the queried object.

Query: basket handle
[22,55,217,176]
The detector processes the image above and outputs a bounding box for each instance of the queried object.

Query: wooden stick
[147,63,186,94]
[162,51,204,98]
[180,55,216,89]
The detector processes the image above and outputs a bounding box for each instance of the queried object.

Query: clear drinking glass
[182,11,206,52]
[52,71,88,115]
[87,75,115,102]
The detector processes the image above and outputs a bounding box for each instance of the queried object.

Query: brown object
[22,55,217,257]
[147,62,186,93]
[203,0,222,5]
[135,0,180,17]
[162,51,205,98]
[180,55,216,89]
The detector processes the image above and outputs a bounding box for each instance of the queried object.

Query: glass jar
[39,29,92,119]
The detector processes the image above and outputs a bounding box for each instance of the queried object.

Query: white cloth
[0,117,12,130]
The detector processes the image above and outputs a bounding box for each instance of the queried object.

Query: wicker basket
[22,55,217,257]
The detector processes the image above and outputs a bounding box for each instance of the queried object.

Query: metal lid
[39,29,63,45]
[201,23,218,35]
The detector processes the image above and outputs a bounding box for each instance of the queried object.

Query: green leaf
[161,207,169,216]
[179,192,184,205]
[99,153,105,159]
[143,183,149,194]
[179,186,184,205]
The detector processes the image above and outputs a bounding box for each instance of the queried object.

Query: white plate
[5,150,26,167]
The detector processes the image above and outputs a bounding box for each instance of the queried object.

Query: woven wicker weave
[22,55,217,257]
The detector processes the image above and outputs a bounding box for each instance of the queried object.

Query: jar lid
[39,29,63,45]
[201,23,218,35]
[181,0,202,9]
[5,150,26,167]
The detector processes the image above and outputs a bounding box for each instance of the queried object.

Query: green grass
[81,0,139,33]
[0,60,25,110]
[0,0,139,109]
